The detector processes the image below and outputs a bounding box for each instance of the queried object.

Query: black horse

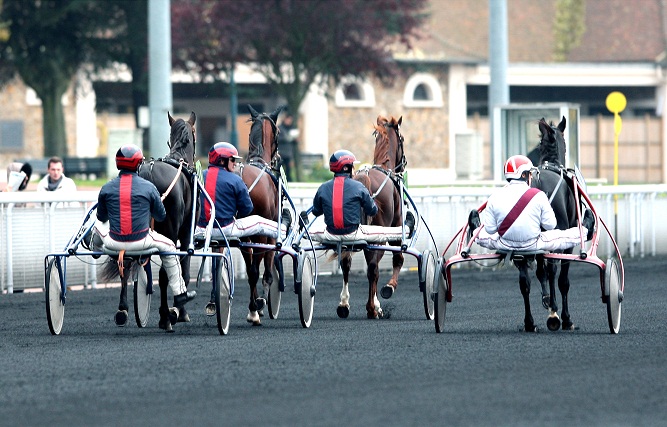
[102,112,199,332]
[520,116,579,331]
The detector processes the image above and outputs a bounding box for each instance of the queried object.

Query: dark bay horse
[239,104,284,325]
[104,112,198,332]
[340,115,407,319]
[518,116,579,331]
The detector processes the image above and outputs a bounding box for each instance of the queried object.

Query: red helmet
[329,150,357,173]
[115,144,144,171]
[209,142,241,165]
[504,155,534,180]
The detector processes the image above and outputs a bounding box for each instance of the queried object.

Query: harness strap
[161,161,184,202]
[548,168,565,204]
[498,188,540,237]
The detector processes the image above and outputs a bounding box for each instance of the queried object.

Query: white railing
[2,184,666,293]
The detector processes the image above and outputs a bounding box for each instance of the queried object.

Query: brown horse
[340,115,407,319]
[239,104,285,325]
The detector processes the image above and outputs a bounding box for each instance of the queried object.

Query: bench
[64,157,107,180]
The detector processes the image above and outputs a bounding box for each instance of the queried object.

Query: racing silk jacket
[312,173,378,235]
[481,180,557,243]
[97,171,166,242]
[197,165,253,228]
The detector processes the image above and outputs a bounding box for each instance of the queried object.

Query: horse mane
[537,117,566,166]
[166,112,196,166]
[372,116,393,166]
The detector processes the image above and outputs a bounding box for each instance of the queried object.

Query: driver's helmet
[504,155,535,181]
[209,142,242,165]
[115,144,144,171]
[329,149,358,173]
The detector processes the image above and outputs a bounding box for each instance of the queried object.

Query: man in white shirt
[469,155,594,252]
[36,157,77,192]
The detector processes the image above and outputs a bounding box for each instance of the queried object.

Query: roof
[406,0,667,63]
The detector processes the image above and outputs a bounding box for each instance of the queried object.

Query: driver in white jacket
[470,155,594,252]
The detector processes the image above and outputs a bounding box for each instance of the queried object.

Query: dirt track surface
[1,255,666,427]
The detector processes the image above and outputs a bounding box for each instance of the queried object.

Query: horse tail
[99,258,140,284]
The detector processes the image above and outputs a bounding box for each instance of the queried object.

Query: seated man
[469,154,594,252]
[93,144,195,326]
[307,149,414,243]
[194,142,287,240]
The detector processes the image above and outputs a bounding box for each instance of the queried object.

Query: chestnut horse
[339,115,407,319]
[239,104,285,325]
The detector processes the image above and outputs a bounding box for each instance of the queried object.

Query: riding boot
[467,209,481,241]
[174,290,197,308]
[405,211,416,238]
[582,209,595,241]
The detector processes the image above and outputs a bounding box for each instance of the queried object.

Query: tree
[0,0,127,157]
[172,0,429,180]
[553,0,586,62]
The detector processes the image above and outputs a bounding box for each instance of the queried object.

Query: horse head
[247,104,284,166]
[373,115,406,174]
[537,116,566,168]
[167,111,197,166]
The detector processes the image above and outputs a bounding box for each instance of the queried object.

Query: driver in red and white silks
[473,155,593,252]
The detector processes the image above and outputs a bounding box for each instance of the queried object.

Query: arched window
[335,79,375,108]
[403,73,443,108]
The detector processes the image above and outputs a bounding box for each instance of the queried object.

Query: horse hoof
[115,310,128,327]
[547,314,561,331]
[562,322,576,331]
[159,318,173,332]
[380,285,394,299]
[542,295,550,310]
[336,305,350,318]
[255,298,266,312]
[205,302,216,317]
[247,311,261,325]
[168,307,179,325]
[524,324,538,332]
[178,309,191,323]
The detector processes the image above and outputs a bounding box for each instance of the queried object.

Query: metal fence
[2,183,666,293]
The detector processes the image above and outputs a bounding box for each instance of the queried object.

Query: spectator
[37,157,77,192]
[4,162,32,192]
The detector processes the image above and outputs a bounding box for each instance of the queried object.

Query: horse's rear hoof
[205,302,216,317]
[380,285,394,299]
[178,309,191,323]
[168,307,179,325]
[159,318,173,332]
[337,305,349,318]
[115,310,128,327]
[255,298,266,312]
[246,311,262,326]
[547,312,561,331]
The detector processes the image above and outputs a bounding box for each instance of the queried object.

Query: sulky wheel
[605,257,623,334]
[421,250,436,320]
[296,251,315,328]
[434,258,448,333]
[133,263,152,328]
[45,257,66,335]
[214,256,232,335]
[268,255,283,319]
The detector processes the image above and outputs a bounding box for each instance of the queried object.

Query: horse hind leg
[517,261,537,332]
[545,260,562,331]
[380,250,404,300]
[245,252,264,326]
[558,261,575,330]
[365,250,383,319]
[158,267,174,332]
[115,261,131,326]
[337,252,352,318]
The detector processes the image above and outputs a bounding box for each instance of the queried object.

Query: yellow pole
[606,92,626,242]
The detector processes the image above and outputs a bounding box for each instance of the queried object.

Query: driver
[469,155,595,252]
[93,144,196,324]
[307,149,414,242]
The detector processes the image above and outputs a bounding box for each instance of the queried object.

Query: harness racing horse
[340,115,407,319]
[239,104,285,325]
[519,116,579,332]
[102,112,198,332]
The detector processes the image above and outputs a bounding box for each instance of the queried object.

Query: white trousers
[475,226,587,252]
[309,224,405,243]
[195,215,284,239]
[94,221,186,296]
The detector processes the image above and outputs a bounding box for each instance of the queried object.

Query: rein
[536,162,566,204]
[161,161,184,201]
